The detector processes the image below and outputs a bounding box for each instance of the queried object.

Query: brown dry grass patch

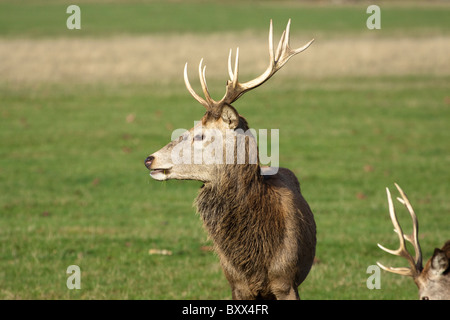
[1,33,449,86]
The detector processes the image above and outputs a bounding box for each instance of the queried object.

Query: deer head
[144,20,314,182]
[377,183,450,300]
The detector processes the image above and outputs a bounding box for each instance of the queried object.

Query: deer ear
[430,248,449,276]
[220,104,239,129]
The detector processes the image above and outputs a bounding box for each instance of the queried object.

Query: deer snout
[144,156,154,169]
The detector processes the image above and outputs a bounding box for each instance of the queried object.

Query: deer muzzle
[144,155,172,181]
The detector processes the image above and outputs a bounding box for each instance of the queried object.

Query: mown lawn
[0,0,448,37]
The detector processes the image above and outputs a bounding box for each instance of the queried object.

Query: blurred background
[0,0,449,299]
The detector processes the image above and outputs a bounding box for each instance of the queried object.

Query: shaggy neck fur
[194,152,286,278]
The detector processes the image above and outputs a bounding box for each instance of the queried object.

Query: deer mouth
[149,168,171,181]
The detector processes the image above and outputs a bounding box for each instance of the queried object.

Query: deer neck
[195,162,261,217]
[202,162,261,197]
[194,162,286,275]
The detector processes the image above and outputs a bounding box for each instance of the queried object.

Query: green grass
[0,1,448,38]
[1,0,449,300]
[1,75,449,299]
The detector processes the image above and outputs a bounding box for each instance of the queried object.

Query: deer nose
[144,156,154,169]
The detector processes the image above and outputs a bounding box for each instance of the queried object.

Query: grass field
[0,1,449,300]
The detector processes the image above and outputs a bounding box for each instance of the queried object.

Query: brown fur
[415,240,450,300]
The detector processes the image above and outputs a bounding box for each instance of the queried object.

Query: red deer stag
[144,20,316,300]
[377,183,450,300]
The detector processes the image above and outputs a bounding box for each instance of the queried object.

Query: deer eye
[421,296,429,300]
[194,134,204,141]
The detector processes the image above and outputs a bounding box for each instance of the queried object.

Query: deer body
[145,20,316,300]
[195,146,315,300]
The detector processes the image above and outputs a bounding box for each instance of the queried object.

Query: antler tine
[377,185,423,278]
[284,19,291,49]
[394,183,423,271]
[184,62,210,110]
[274,29,287,62]
[376,262,412,277]
[228,49,234,81]
[198,59,215,106]
[268,19,274,66]
[384,187,407,254]
[227,47,240,84]
[275,19,315,70]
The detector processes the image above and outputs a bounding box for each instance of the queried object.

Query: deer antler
[377,183,423,277]
[184,19,314,112]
